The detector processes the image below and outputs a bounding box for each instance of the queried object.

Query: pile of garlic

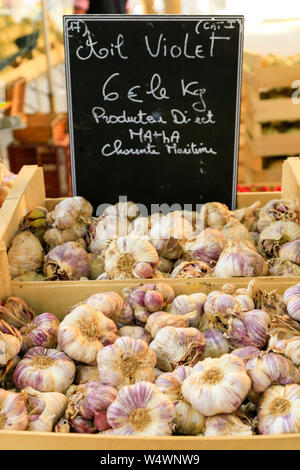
[7,196,300,281]
[1,280,300,437]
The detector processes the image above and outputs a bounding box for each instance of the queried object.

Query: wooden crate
[243,50,300,182]
[0,162,299,301]
[0,276,300,449]
[13,113,65,144]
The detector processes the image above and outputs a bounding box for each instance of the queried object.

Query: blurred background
[0,0,300,200]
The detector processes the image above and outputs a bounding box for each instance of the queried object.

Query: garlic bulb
[20,313,60,353]
[150,214,194,260]
[268,259,300,276]
[125,283,175,324]
[106,381,175,435]
[104,234,159,279]
[55,418,71,433]
[270,336,300,366]
[0,297,36,329]
[75,364,100,384]
[58,304,118,365]
[226,309,270,349]
[118,326,151,344]
[44,241,90,280]
[283,284,300,321]
[23,386,68,432]
[279,239,300,266]
[157,257,173,274]
[257,199,298,233]
[215,239,268,277]
[246,352,300,394]
[200,202,232,230]
[19,207,49,237]
[258,221,300,258]
[145,310,199,337]
[149,327,206,372]
[233,201,260,232]
[88,253,105,280]
[167,292,207,317]
[170,260,211,278]
[203,329,230,358]
[97,336,156,390]
[156,366,205,435]
[84,292,133,326]
[204,290,236,315]
[43,228,84,251]
[51,196,93,237]
[66,381,117,432]
[0,320,22,365]
[131,216,150,237]
[182,354,251,416]
[8,231,44,278]
[0,388,28,430]
[204,413,253,436]
[182,228,224,267]
[13,347,76,393]
[102,201,140,222]
[258,384,300,435]
[222,218,254,244]
[89,216,131,254]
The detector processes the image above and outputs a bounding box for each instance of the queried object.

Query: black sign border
[63,14,244,210]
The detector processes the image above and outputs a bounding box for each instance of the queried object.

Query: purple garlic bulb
[44,241,90,280]
[126,283,175,323]
[203,329,230,358]
[227,309,270,349]
[20,313,60,353]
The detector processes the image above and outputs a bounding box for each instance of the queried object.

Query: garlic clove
[0,388,28,430]
[203,329,230,358]
[118,326,151,344]
[145,310,199,337]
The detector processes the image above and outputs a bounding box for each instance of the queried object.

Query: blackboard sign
[64,15,244,213]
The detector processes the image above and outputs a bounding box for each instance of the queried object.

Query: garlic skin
[204,413,253,436]
[246,352,300,394]
[106,381,175,436]
[13,271,45,282]
[258,384,300,435]
[150,214,194,260]
[257,199,298,233]
[118,326,151,344]
[24,386,68,432]
[85,292,133,326]
[125,283,175,324]
[203,329,230,358]
[58,304,118,365]
[20,313,60,353]
[8,231,44,278]
[167,292,207,317]
[145,310,199,337]
[43,228,85,251]
[104,234,159,279]
[247,279,286,317]
[55,417,71,433]
[0,388,28,430]
[226,309,270,349]
[51,196,93,238]
[0,297,36,329]
[231,346,262,364]
[156,366,205,435]
[182,354,251,416]
[279,239,300,266]
[258,221,300,258]
[233,201,261,232]
[283,284,300,321]
[200,202,232,230]
[131,217,150,237]
[97,336,156,390]
[0,320,22,365]
[157,257,173,274]
[66,381,117,432]
[214,239,268,277]
[149,327,206,372]
[170,260,211,278]
[13,347,76,393]
[44,241,90,280]
[182,228,224,267]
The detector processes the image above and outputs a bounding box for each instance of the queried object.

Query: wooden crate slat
[248,133,300,157]
[282,157,300,206]
[254,98,300,122]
